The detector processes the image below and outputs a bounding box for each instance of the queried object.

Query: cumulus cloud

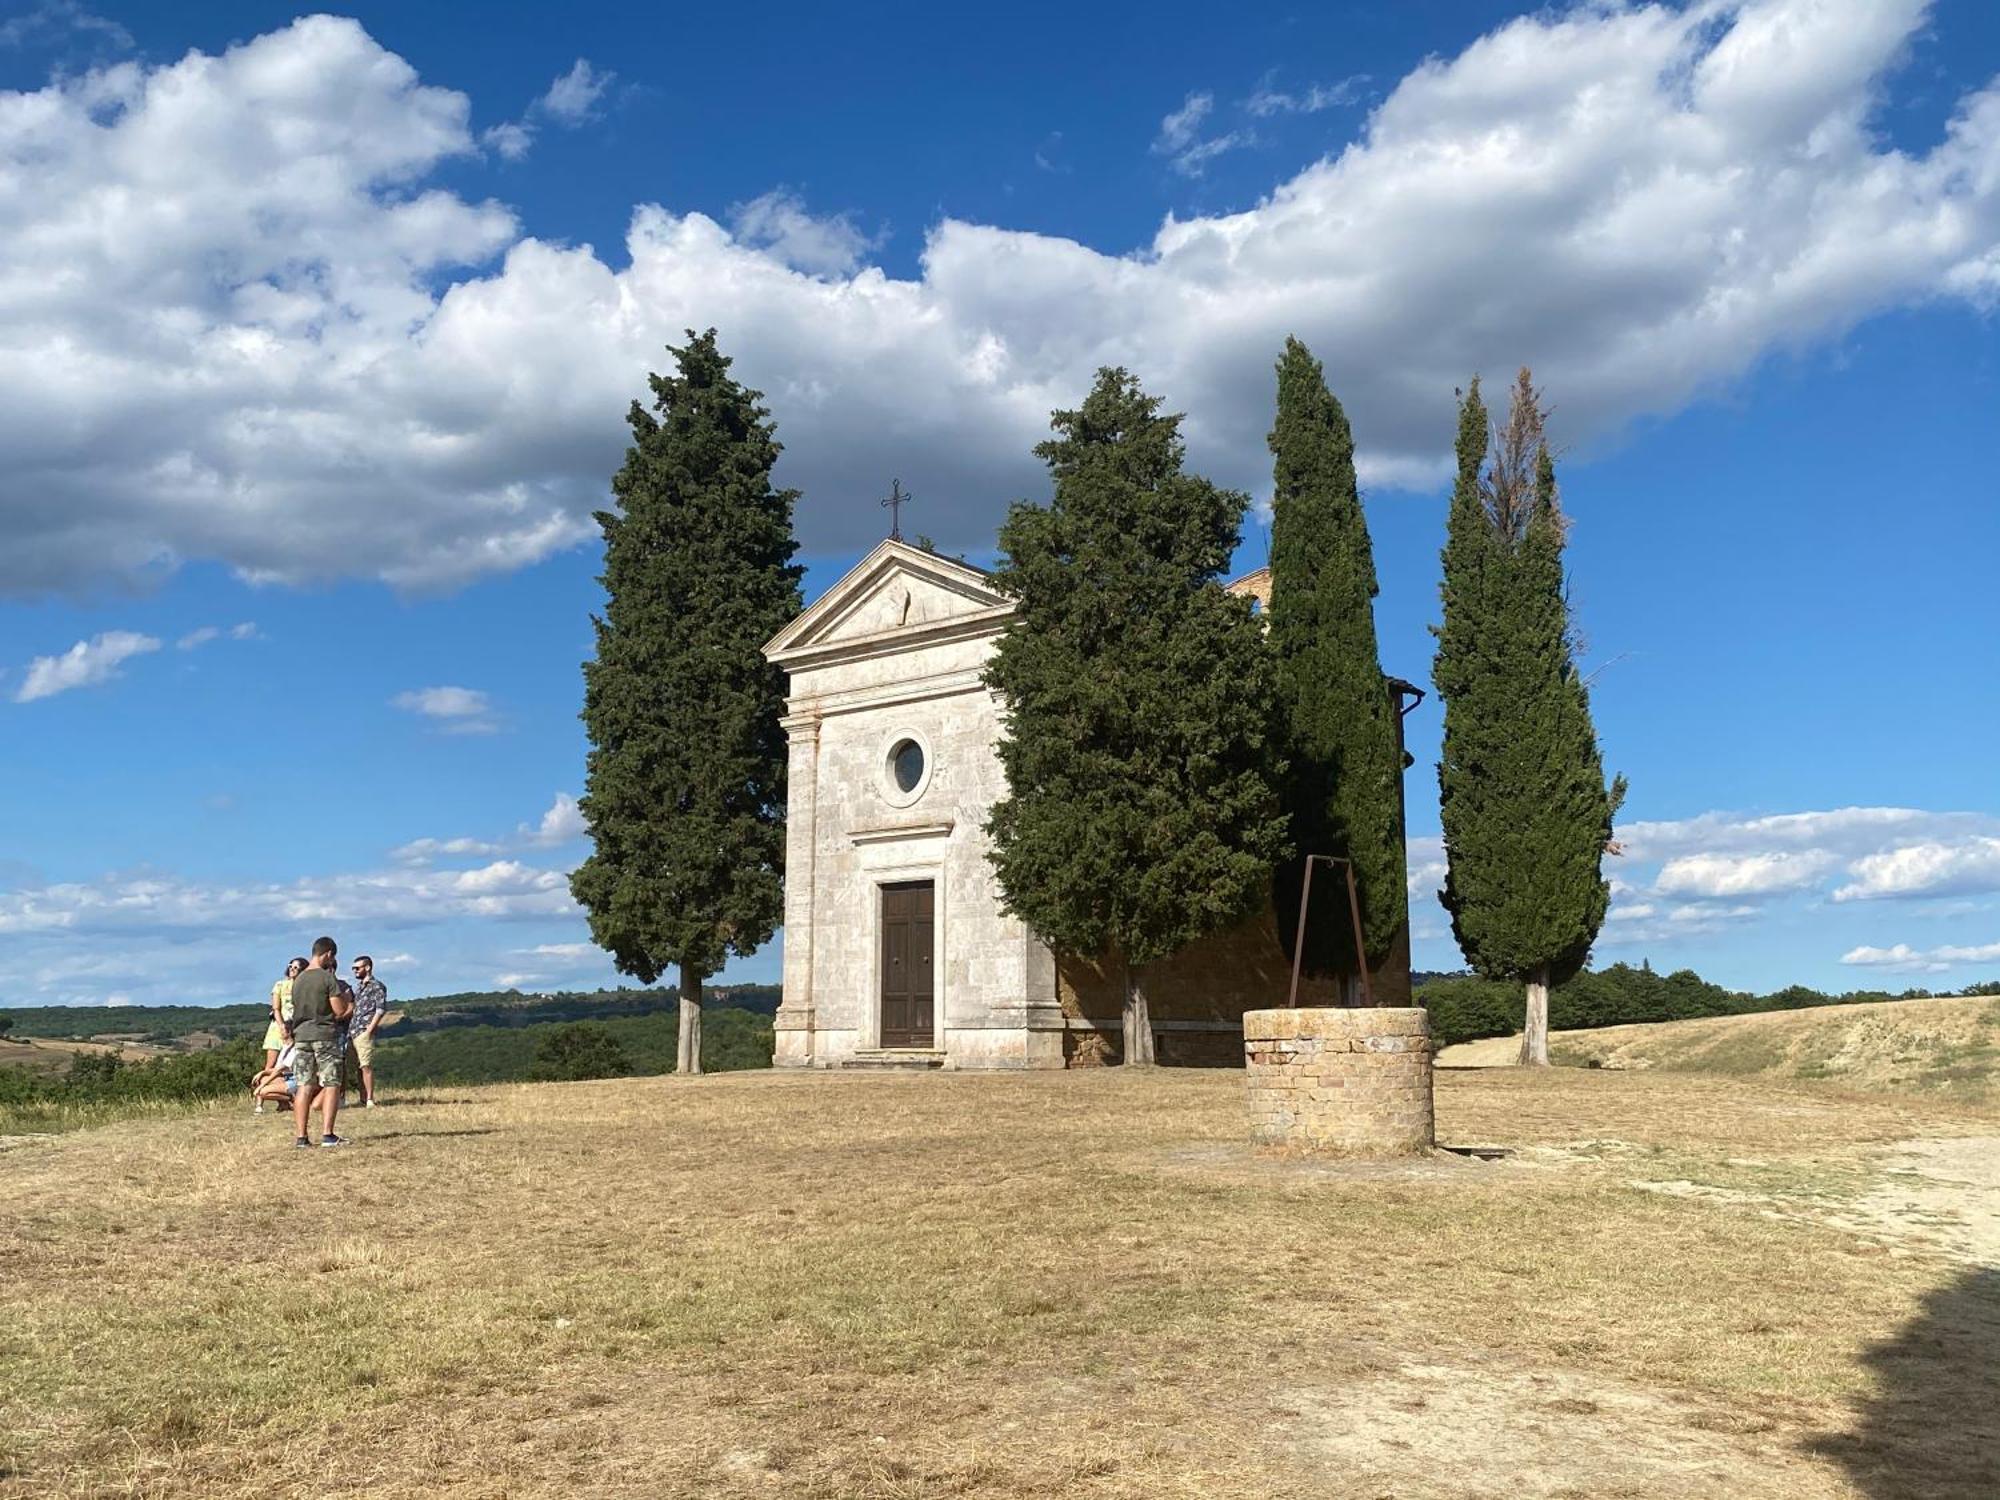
[1833,838,2000,902]
[729,189,879,277]
[1654,849,1839,898]
[1839,939,2000,972]
[0,857,575,937]
[538,59,613,125]
[393,790,585,865]
[1,3,1997,596]
[391,685,499,734]
[14,630,160,701]
[0,1,131,52]
[527,791,585,845]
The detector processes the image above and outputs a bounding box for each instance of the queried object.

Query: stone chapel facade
[763,539,1401,1070]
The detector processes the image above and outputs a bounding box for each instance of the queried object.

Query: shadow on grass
[356,1128,499,1141]
[1814,1267,2000,1498]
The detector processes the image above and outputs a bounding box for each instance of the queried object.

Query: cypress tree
[1266,337,1408,994]
[1433,370,1625,1065]
[571,329,802,1075]
[985,368,1290,1064]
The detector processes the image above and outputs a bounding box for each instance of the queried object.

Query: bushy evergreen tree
[985,368,1290,1064]
[1432,371,1625,1064]
[572,330,802,1074]
[1266,338,1407,992]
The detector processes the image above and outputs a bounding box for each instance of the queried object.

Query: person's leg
[360,1063,375,1105]
[292,1077,316,1141]
[319,1069,341,1138]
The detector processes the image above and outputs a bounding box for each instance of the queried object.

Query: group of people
[248,935,388,1148]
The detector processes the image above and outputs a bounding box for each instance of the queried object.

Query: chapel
[762,538,1410,1070]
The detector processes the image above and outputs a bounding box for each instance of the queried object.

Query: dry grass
[1544,995,2000,1101]
[3,1067,1997,1498]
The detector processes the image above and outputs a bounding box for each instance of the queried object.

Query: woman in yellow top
[261,957,306,1072]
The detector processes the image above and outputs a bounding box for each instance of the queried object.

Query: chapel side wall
[1058,903,1354,1067]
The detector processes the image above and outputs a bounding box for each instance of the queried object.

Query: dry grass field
[0,1035,170,1077]
[4,1065,1998,1499]
[1538,995,2000,1101]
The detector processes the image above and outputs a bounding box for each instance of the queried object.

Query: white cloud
[1155,91,1213,153]
[1,4,1997,595]
[1654,849,1839,898]
[14,630,160,701]
[1833,838,2000,902]
[394,790,585,866]
[175,621,257,651]
[1245,74,1370,117]
[391,685,498,734]
[0,857,575,937]
[0,1,131,52]
[729,189,878,277]
[527,791,585,845]
[525,941,596,960]
[538,59,612,126]
[1839,939,2000,972]
[482,120,533,161]
[1152,89,1251,176]
[390,835,504,866]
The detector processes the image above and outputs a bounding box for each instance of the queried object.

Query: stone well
[1243,1008,1434,1155]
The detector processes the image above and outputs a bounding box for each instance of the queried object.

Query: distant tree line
[1414,962,1991,1049]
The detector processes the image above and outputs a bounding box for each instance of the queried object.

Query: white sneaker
[365,1100,377,1108]
[254,1104,265,1114]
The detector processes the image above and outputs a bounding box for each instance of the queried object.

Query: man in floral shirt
[347,955,390,1107]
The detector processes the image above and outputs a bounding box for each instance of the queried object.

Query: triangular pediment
[764,540,1013,667]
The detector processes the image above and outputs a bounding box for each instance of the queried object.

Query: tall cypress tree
[985,368,1290,1064]
[1266,337,1407,994]
[1433,370,1625,1064]
[572,329,802,1075]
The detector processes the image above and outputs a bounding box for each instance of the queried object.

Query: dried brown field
[3,1066,1997,1499]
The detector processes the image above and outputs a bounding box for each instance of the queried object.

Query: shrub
[529,1023,635,1083]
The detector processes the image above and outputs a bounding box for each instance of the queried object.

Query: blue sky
[1,0,1997,1007]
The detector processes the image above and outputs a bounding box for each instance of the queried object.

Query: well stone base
[1243,1007,1434,1155]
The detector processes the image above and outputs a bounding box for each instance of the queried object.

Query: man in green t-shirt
[286,935,354,1147]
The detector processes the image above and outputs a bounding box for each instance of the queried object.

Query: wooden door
[879,880,935,1048]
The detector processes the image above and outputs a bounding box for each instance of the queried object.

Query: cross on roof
[881,478,912,541]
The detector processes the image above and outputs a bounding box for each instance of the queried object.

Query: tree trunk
[678,963,704,1076]
[1123,962,1157,1067]
[1518,967,1550,1067]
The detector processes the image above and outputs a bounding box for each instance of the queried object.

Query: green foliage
[382,1006,774,1084]
[0,1013,12,1035]
[984,368,1290,970]
[1432,372,1625,986]
[1266,337,1407,975]
[529,1023,635,1083]
[572,329,803,988]
[0,1037,266,1130]
[0,1003,267,1043]
[1416,963,1953,1048]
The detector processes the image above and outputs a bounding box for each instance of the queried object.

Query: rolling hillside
[1532,994,2000,1101]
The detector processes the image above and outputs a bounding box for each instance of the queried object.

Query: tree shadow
[355,1128,499,1141]
[1812,1267,2000,1498]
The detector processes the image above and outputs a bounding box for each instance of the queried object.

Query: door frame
[867,862,945,1051]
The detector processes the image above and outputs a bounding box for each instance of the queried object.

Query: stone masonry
[1242,1007,1435,1154]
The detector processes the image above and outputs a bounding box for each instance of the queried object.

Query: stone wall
[1242,1007,1434,1154]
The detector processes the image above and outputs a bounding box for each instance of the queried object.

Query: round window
[890,738,926,794]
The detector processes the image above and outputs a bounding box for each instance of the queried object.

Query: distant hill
[1541,994,2000,1103]
[0,983,780,1048]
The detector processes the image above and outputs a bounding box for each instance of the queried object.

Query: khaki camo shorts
[292,1039,343,1089]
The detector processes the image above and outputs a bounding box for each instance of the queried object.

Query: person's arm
[331,986,354,1022]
